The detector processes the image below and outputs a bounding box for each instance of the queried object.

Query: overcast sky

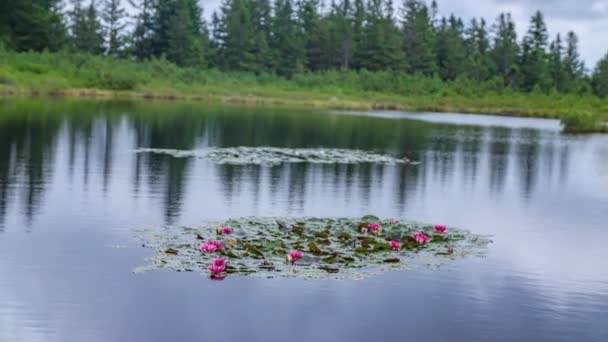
[199,0,608,69]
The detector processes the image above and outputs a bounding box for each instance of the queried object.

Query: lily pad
[135,217,492,280]
[134,147,415,165]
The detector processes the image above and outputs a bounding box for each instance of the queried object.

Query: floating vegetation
[135,147,417,165]
[135,216,491,280]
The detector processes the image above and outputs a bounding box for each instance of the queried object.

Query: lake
[0,99,607,342]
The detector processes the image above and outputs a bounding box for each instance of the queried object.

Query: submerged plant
[136,216,492,280]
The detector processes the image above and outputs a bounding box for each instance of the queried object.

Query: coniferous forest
[1,0,608,131]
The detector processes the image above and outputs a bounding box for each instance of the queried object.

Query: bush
[561,112,606,133]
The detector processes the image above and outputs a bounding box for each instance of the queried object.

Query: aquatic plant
[209,258,226,275]
[200,241,223,253]
[390,241,401,251]
[217,227,232,235]
[287,251,303,263]
[434,225,447,234]
[135,147,416,165]
[412,232,430,245]
[136,216,491,280]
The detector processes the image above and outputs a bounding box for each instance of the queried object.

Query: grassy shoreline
[1,51,607,132]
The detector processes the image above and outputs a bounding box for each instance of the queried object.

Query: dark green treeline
[1,0,608,97]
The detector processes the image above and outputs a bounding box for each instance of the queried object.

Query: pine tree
[358,0,404,72]
[435,15,466,81]
[519,11,551,92]
[250,0,273,72]
[298,0,323,70]
[0,0,67,52]
[464,18,494,81]
[166,0,206,67]
[70,0,104,54]
[351,0,366,69]
[548,33,566,92]
[592,52,608,98]
[272,0,305,76]
[102,0,127,57]
[563,31,585,91]
[401,0,436,75]
[150,0,177,57]
[491,13,519,87]
[130,0,156,60]
[216,0,258,71]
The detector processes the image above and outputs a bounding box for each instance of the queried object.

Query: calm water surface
[0,99,607,342]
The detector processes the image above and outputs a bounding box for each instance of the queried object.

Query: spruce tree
[272,0,305,76]
[548,33,566,92]
[592,52,608,98]
[102,0,127,57]
[130,0,156,60]
[401,0,436,75]
[216,0,258,71]
[166,0,206,67]
[70,0,104,54]
[298,0,323,70]
[563,31,585,91]
[519,11,551,92]
[435,15,466,81]
[491,13,519,87]
[465,18,494,81]
[1,0,66,52]
[250,0,273,72]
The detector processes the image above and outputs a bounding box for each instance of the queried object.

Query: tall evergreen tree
[592,52,608,98]
[401,0,436,75]
[271,0,305,76]
[563,31,585,90]
[359,0,404,72]
[297,0,325,71]
[491,13,519,87]
[465,18,494,81]
[249,0,273,72]
[0,0,66,52]
[102,0,127,57]
[70,0,104,54]
[435,15,466,81]
[166,0,206,67]
[519,11,551,92]
[548,33,566,92]
[215,0,258,71]
[130,0,156,60]
[351,0,366,69]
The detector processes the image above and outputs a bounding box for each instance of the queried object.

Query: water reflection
[0,99,586,228]
[0,99,607,342]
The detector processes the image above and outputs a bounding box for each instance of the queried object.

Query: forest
[1,0,608,131]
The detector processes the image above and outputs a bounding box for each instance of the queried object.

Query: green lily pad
[135,217,492,280]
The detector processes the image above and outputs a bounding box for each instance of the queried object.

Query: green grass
[1,50,607,132]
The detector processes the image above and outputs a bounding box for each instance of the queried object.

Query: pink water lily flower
[390,219,398,225]
[208,258,226,274]
[412,232,430,245]
[200,241,223,253]
[287,251,303,263]
[390,240,401,251]
[447,247,454,254]
[434,225,447,234]
[368,223,381,232]
[217,226,232,235]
